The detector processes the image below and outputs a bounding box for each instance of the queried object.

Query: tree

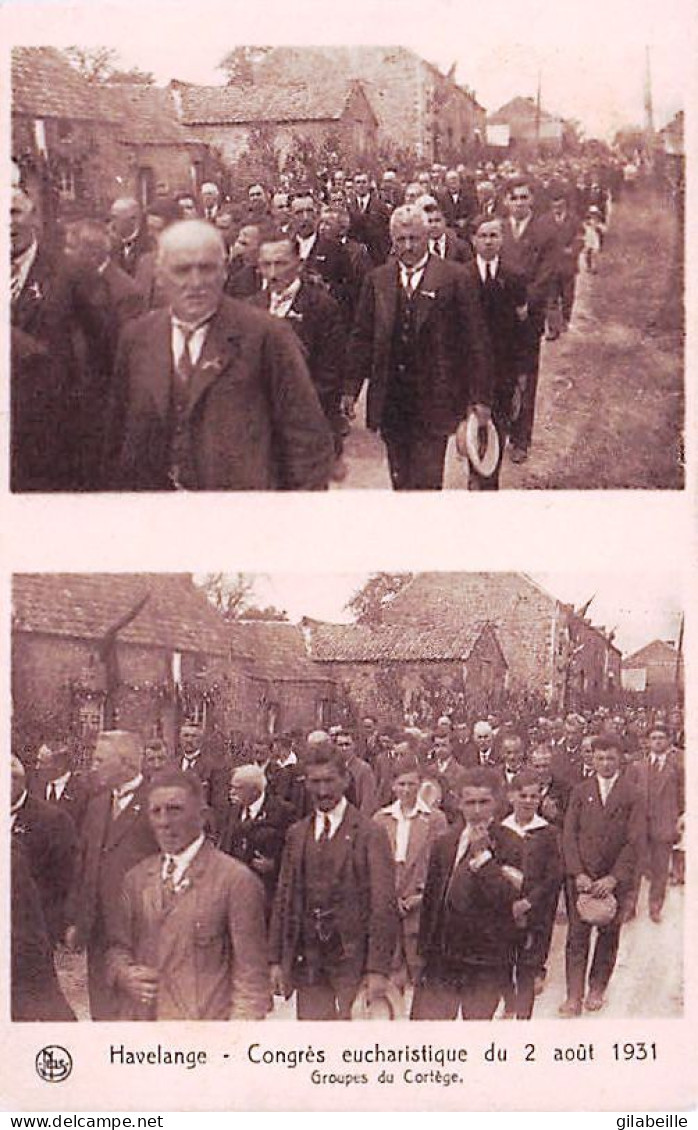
[217,47,273,86]
[200,573,256,621]
[345,573,414,625]
[64,47,154,85]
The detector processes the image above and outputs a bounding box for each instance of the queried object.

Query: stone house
[621,639,683,704]
[227,46,486,165]
[302,619,508,723]
[11,573,231,761]
[487,96,568,154]
[375,573,621,711]
[171,78,378,172]
[11,47,212,222]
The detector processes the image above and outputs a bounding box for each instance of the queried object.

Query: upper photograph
[9,42,684,492]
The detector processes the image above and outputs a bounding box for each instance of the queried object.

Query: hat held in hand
[456,411,500,478]
[576,891,618,927]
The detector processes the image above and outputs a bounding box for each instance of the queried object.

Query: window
[55,161,77,201]
[77,699,104,735]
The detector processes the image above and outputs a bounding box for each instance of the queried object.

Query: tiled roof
[12,574,230,655]
[175,80,356,125]
[488,96,561,124]
[12,47,121,121]
[306,620,488,662]
[623,639,679,668]
[100,84,201,145]
[228,621,329,681]
[377,573,558,632]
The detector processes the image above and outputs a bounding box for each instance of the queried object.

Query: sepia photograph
[9,17,685,493]
[10,571,684,1025]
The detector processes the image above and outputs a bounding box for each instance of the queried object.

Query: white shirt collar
[597,772,620,802]
[313,795,347,840]
[181,748,201,766]
[46,769,72,799]
[501,812,549,837]
[384,797,431,820]
[10,238,39,300]
[112,772,142,800]
[11,788,28,816]
[162,832,206,889]
[246,790,266,821]
[268,276,302,317]
[297,232,317,259]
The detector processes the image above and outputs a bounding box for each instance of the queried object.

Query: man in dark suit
[420,197,472,263]
[437,168,478,236]
[102,219,334,491]
[269,741,398,1020]
[65,731,158,1020]
[219,763,295,917]
[225,224,263,300]
[626,725,684,922]
[461,214,530,489]
[178,721,230,837]
[10,755,77,948]
[10,188,80,491]
[427,732,468,825]
[65,218,146,488]
[548,187,583,332]
[290,192,355,321]
[257,233,347,479]
[30,741,90,833]
[348,171,391,265]
[560,735,644,1016]
[108,197,155,278]
[411,767,519,1019]
[461,719,502,768]
[500,177,560,463]
[346,204,492,490]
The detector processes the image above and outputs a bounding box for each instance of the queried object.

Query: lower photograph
[11,570,684,1025]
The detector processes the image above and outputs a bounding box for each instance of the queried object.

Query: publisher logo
[36,1046,73,1083]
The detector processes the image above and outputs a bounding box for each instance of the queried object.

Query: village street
[336,191,683,492]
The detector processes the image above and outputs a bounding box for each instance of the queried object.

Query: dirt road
[334,191,683,491]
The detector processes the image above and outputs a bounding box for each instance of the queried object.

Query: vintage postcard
[1,0,695,1116]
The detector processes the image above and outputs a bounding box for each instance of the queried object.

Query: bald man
[109,196,155,277]
[103,219,333,491]
[65,731,158,1019]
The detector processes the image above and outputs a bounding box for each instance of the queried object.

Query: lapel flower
[28,282,43,300]
[420,289,437,300]
[200,356,223,375]
[287,310,303,322]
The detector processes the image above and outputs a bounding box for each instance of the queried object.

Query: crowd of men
[11,152,630,492]
[12,700,684,1022]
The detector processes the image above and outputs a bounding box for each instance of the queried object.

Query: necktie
[318,814,332,842]
[47,781,58,803]
[112,788,133,818]
[241,806,250,824]
[162,855,177,902]
[176,327,196,385]
[403,269,416,296]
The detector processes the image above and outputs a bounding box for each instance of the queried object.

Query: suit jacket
[11,794,77,945]
[225,263,263,300]
[11,840,75,1022]
[627,754,684,843]
[549,210,584,278]
[348,193,391,264]
[500,214,559,330]
[11,245,79,490]
[437,185,478,232]
[495,819,563,929]
[373,805,448,937]
[66,783,158,948]
[30,770,91,833]
[255,279,346,425]
[107,841,269,1020]
[462,258,529,420]
[563,774,643,894]
[429,229,472,264]
[269,803,398,984]
[417,825,519,971]
[103,296,334,491]
[111,225,155,277]
[300,234,355,323]
[179,749,230,835]
[218,791,295,905]
[347,254,492,434]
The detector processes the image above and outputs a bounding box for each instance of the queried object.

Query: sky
[6,0,691,139]
[219,572,683,657]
